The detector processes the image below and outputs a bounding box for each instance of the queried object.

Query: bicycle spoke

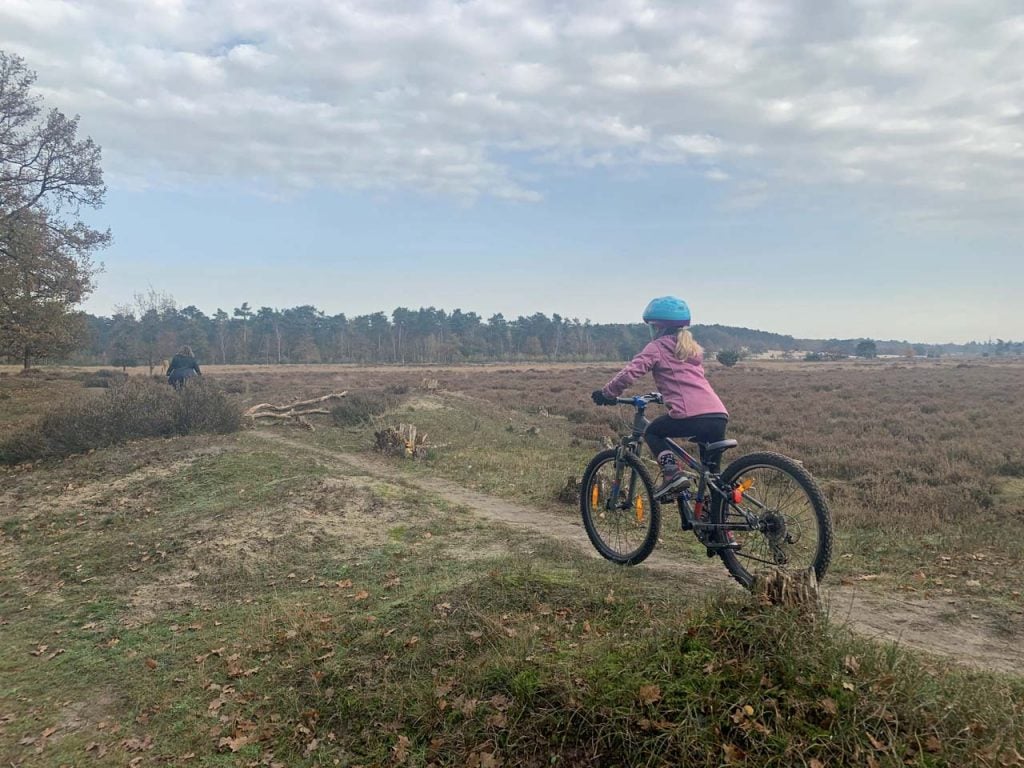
[583,457,656,562]
[724,464,821,577]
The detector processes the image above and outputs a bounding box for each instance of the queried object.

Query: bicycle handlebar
[608,392,663,407]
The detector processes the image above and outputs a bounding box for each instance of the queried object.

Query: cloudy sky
[3,0,1022,342]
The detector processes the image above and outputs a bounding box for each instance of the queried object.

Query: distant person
[591,296,728,497]
[167,345,202,389]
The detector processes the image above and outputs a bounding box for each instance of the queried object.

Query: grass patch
[38,554,1017,767]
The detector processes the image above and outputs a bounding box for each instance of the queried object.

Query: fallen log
[245,392,347,430]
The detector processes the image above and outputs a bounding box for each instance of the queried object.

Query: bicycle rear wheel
[580,449,661,565]
[712,451,832,589]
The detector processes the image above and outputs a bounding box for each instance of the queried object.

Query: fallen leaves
[392,734,411,764]
[28,644,65,660]
[637,684,662,706]
[217,733,251,752]
[867,732,888,751]
[121,734,154,752]
[723,742,746,763]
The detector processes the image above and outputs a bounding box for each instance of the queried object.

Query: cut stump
[374,423,430,459]
[753,567,820,613]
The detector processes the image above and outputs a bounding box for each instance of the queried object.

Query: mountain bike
[580,393,832,588]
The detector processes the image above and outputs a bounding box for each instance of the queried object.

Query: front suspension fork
[606,446,638,510]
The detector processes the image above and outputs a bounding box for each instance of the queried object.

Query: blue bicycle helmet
[642,296,691,327]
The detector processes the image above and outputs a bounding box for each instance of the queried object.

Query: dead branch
[245,392,348,416]
[245,391,347,431]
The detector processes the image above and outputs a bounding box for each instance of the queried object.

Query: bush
[716,349,742,367]
[174,379,244,435]
[331,390,399,426]
[563,407,594,424]
[0,378,242,464]
[80,369,129,388]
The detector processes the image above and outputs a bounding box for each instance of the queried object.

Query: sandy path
[256,431,1023,675]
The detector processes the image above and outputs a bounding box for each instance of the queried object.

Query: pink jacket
[602,335,728,419]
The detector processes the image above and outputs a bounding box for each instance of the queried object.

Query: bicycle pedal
[705,541,741,556]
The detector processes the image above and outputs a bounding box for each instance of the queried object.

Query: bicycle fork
[605,446,639,513]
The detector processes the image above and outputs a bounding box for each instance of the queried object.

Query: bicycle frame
[609,394,755,542]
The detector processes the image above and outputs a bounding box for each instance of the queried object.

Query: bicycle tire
[711,451,833,589]
[580,449,661,565]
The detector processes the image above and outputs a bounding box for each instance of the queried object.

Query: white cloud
[2,0,1022,217]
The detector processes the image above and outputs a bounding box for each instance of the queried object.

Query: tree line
[76,298,807,370]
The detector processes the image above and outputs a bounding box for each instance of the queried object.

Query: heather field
[1,359,1022,766]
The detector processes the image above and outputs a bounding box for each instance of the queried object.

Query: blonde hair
[674,328,703,361]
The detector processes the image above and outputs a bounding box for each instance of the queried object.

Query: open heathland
[0,359,1022,766]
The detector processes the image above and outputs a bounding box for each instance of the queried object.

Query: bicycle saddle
[690,439,738,452]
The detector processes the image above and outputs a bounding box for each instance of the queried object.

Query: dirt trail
[256,431,1023,675]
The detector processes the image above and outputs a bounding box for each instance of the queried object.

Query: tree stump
[374,423,430,459]
[556,475,580,504]
[753,567,819,613]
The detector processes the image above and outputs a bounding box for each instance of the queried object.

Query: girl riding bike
[592,296,727,499]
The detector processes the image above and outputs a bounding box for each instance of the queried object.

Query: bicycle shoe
[654,472,691,499]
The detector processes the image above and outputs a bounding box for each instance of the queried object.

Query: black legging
[644,413,729,470]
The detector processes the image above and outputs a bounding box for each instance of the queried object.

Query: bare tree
[121,287,177,375]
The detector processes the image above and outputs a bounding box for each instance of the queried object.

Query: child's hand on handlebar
[591,390,617,406]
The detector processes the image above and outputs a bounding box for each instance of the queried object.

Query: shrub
[331,390,399,426]
[997,459,1024,477]
[0,378,242,464]
[563,408,594,424]
[174,379,244,435]
[716,349,742,367]
[80,369,129,388]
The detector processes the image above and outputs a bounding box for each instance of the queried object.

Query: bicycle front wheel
[580,449,661,565]
[712,451,833,589]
